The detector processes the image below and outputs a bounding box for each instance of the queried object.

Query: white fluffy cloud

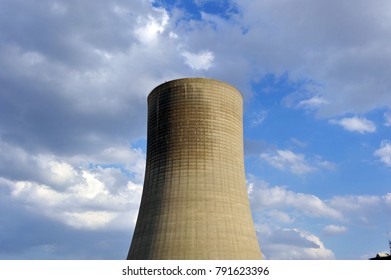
[249,178,391,259]
[3,169,143,230]
[260,150,314,175]
[267,210,295,224]
[329,116,376,133]
[329,194,386,212]
[260,149,334,175]
[0,140,144,230]
[258,226,335,260]
[261,150,314,174]
[385,193,391,205]
[323,225,348,235]
[181,50,215,70]
[249,180,342,220]
[297,96,329,110]
[373,140,391,167]
[134,7,170,45]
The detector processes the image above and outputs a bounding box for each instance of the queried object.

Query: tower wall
[127,78,261,259]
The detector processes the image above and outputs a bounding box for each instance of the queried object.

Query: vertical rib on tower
[127,78,262,259]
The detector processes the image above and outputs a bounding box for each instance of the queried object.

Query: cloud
[251,110,268,127]
[258,226,335,260]
[267,210,295,224]
[314,157,336,170]
[236,0,391,116]
[249,177,391,228]
[386,193,391,204]
[328,194,391,227]
[290,138,307,148]
[323,225,348,235]
[0,0,193,156]
[248,180,343,220]
[160,0,391,117]
[268,229,320,248]
[297,96,329,110]
[5,0,387,131]
[62,211,118,230]
[260,149,334,175]
[260,150,314,174]
[329,194,385,212]
[374,140,391,167]
[134,7,170,45]
[0,139,144,231]
[0,139,145,187]
[159,0,391,116]
[329,116,376,133]
[3,171,142,230]
[181,50,214,70]
[0,195,131,259]
[249,178,391,259]
[385,112,391,126]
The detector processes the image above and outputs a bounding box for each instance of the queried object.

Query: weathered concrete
[127,78,262,259]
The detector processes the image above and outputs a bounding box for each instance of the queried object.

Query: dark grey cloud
[0,0,140,66]
[0,0,186,156]
[0,0,144,154]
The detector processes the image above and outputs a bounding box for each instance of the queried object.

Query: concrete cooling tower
[127,78,262,260]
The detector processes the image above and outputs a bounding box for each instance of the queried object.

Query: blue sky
[0,0,390,260]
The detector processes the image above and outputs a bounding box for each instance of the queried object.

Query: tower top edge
[148,77,242,98]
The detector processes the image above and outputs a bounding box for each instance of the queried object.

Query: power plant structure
[127,78,262,259]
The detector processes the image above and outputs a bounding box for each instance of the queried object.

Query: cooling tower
[127,78,262,259]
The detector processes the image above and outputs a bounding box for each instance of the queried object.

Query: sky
[0,0,391,260]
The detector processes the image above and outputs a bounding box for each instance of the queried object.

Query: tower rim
[148,77,242,100]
